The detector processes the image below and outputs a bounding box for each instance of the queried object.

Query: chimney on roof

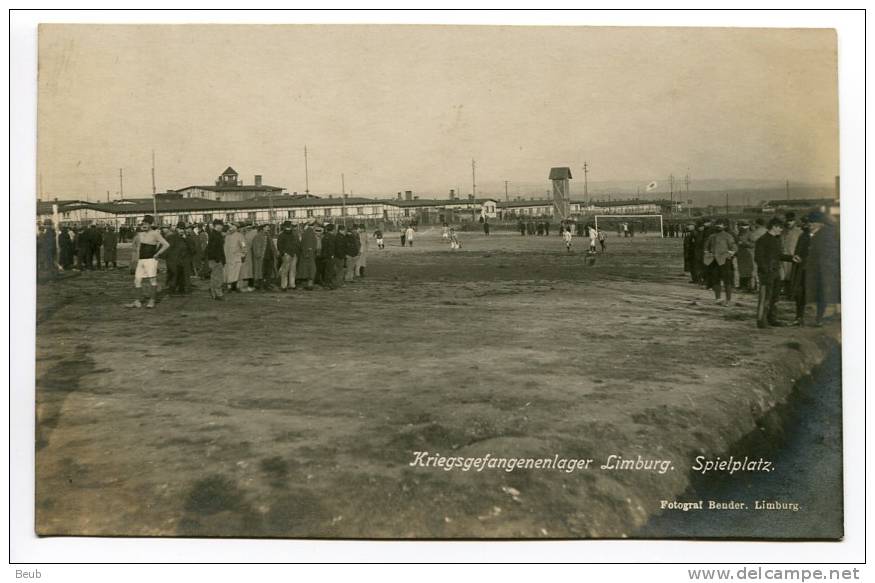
[343,193,349,199]
[254,175,262,187]
[329,194,333,199]
[449,189,455,200]
[405,190,413,201]
[414,195,419,200]
[468,194,474,201]
[397,192,402,200]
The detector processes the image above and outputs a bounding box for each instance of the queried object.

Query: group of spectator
[682,211,840,328]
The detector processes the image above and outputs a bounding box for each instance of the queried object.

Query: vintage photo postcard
[34,23,842,540]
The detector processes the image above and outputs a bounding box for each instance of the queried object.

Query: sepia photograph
[25,16,852,550]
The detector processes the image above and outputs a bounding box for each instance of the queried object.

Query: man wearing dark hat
[788,216,811,325]
[754,217,800,328]
[102,225,119,269]
[735,221,756,292]
[780,212,803,298]
[802,211,840,326]
[334,225,349,287]
[276,221,299,291]
[164,222,196,295]
[298,220,318,290]
[205,219,226,300]
[126,215,169,309]
[321,223,338,290]
[344,224,361,282]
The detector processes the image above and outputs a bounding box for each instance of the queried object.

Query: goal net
[593,214,664,237]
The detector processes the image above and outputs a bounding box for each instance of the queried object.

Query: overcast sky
[38,25,838,200]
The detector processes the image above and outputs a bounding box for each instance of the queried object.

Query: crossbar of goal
[593,214,664,238]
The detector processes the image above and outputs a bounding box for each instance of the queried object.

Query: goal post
[593,214,664,238]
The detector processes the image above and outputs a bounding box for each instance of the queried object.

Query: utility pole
[341,173,347,226]
[583,161,589,204]
[504,180,509,202]
[119,168,125,200]
[725,192,729,215]
[471,159,476,199]
[106,190,110,203]
[304,145,310,195]
[670,174,674,206]
[785,179,790,201]
[151,150,156,196]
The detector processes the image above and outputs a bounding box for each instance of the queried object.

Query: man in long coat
[102,225,119,269]
[735,222,756,291]
[297,220,318,290]
[803,211,840,326]
[59,226,75,270]
[781,213,803,297]
[206,219,226,300]
[237,224,257,291]
[249,225,271,290]
[356,223,369,277]
[223,223,247,292]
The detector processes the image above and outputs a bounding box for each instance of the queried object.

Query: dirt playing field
[34,228,841,538]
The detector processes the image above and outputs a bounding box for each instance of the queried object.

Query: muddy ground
[35,229,841,538]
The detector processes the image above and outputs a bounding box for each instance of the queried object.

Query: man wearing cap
[164,222,196,295]
[754,217,799,328]
[239,223,258,292]
[334,225,348,287]
[102,225,118,269]
[298,220,318,290]
[223,223,247,292]
[780,212,803,298]
[205,219,226,300]
[802,211,840,326]
[735,221,756,292]
[321,223,338,290]
[357,223,369,277]
[704,219,738,306]
[276,221,299,291]
[344,224,361,282]
[126,215,169,309]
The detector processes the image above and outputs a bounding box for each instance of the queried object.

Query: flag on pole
[646,181,658,192]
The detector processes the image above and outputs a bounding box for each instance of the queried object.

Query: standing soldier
[102,225,118,269]
[357,223,369,277]
[345,224,361,282]
[197,224,210,279]
[205,219,226,300]
[735,222,756,292]
[239,223,258,292]
[754,217,799,328]
[298,220,318,291]
[223,223,247,293]
[276,221,299,291]
[802,211,840,327]
[321,223,339,290]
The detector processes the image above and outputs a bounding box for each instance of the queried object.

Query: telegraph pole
[670,174,674,206]
[304,145,310,195]
[504,180,509,202]
[471,159,476,198]
[120,168,125,199]
[341,173,347,226]
[151,150,156,196]
[583,161,589,204]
